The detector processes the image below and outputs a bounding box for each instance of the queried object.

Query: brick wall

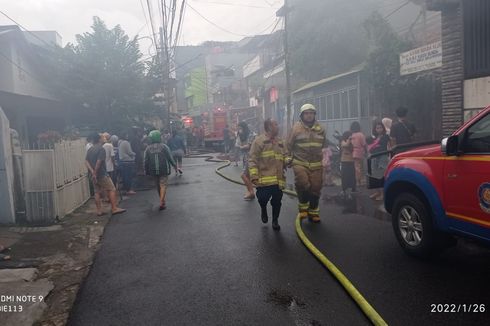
[440,1,464,136]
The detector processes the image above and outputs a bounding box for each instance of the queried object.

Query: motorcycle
[328,130,342,177]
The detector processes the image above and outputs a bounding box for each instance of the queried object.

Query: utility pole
[277,0,292,133]
[160,27,171,131]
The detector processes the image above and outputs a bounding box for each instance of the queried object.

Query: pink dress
[351,132,366,159]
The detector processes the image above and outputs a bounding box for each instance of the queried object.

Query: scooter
[329,130,342,177]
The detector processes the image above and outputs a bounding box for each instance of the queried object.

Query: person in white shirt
[102,132,116,186]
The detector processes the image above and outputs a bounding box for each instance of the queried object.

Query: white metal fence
[22,140,89,224]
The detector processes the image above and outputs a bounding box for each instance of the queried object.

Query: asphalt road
[68,157,490,326]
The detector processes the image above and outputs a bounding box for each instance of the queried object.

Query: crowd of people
[84,104,416,230]
[236,104,417,231]
[84,127,188,215]
[333,106,416,201]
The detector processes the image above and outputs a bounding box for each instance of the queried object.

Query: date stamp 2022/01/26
[431,304,486,313]
[0,295,45,313]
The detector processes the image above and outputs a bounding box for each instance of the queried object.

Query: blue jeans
[119,161,135,191]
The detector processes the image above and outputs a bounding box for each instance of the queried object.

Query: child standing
[340,131,356,196]
[350,121,367,187]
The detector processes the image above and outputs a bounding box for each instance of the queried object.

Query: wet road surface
[69,157,489,325]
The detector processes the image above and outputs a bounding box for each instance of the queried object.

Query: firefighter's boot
[260,206,268,224]
[297,191,309,219]
[308,195,320,223]
[272,204,281,231]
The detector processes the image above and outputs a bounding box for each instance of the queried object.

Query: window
[326,95,333,120]
[319,96,327,121]
[463,113,490,153]
[333,94,340,119]
[187,96,194,109]
[184,75,192,88]
[314,97,320,115]
[341,91,349,119]
[349,89,358,118]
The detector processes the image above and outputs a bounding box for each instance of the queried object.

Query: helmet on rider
[149,130,162,143]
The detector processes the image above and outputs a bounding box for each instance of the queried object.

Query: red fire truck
[202,106,262,149]
[203,107,228,149]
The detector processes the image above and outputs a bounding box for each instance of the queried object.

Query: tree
[363,12,441,140]
[49,17,150,131]
[363,11,411,117]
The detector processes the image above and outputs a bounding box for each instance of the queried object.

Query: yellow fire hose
[213,157,388,325]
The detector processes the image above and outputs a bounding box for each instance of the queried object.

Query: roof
[293,65,364,94]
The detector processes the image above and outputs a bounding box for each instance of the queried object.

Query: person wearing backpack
[144,130,177,210]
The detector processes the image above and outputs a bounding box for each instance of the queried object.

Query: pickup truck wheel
[392,193,440,258]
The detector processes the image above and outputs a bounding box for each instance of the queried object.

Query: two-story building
[0,25,66,144]
[426,0,490,135]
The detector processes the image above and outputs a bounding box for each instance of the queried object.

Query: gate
[22,140,89,224]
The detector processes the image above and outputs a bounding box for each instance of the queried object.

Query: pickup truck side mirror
[441,135,459,156]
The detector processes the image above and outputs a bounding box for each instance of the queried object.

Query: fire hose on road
[197,152,387,325]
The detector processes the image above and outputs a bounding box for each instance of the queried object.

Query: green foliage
[44,17,157,131]
[363,12,441,140]
[363,11,412,115]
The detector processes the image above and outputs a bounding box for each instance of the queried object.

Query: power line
[256,17,282,38]
[0,10,112,88]
[190,0,278,9]
[0,49,76,95]
[0,10,59,50]
[384,1,410,20]
[185,2,249,37]
[146,0,159,51]
[172,0,187,50]
[139,0,154,42]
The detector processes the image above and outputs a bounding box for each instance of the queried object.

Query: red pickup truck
[368,106,490,257]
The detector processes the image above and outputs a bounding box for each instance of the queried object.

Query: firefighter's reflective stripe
[296,142,323,148]
[258,176,285,186]
[308,207,320,216]
[260,150,275,158]
[259,150,284,161]
[260,176,279,183]
[249,167,259,178]
[298,202,309,212]
[292,159,322,169]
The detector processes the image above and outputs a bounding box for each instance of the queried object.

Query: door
[444,112,490,232]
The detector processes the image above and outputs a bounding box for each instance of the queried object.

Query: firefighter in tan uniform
[249,119,285,231]
[286,104,326,222]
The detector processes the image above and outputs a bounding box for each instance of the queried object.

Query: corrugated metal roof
[293,65,364,94]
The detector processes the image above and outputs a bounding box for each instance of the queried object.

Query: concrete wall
[205,53,254,104]
[0,107,15,224]
[9,44,54,100]
[0,34,54,101]
[0,42,15,93]
[185,67,208,117]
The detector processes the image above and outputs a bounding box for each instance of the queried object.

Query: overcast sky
[0,0,282,55]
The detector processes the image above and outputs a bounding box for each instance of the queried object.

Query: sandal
[0,253,11,261]
[111,208,126,215]
[243,194,255,201]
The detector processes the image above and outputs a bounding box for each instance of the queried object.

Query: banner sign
[400,41,442,76]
